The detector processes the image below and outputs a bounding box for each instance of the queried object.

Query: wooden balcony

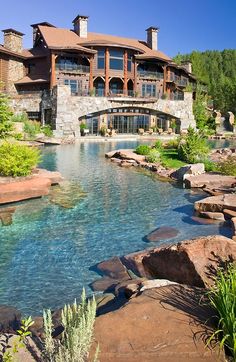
[138,70,163,80]
[56,64,90,74]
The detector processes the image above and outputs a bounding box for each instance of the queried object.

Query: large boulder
[93,284,224,362]
[144,226,179,242]
[105,149,145,163]
[171,163,205,181]
[123,235,236,287]
[184,173,236,189]
[0,305,21,333]
[195,194,236,213]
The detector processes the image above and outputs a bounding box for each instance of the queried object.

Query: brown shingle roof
[37,26,171,61]
[0,44,26,59]
[15,74,49,84]
[21,47,48,58]
[38,26,96,54]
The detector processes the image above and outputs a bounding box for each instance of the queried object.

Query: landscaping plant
[23,120,41,139]
[0,142,41,177]
[153,140,163,151]
[146,149,160,163]
[217,156,236,176]
[0,93,13,138]
[207,264,236,360]
[178,127,210,163]
[135,144,151,155]
[43,289,98,362]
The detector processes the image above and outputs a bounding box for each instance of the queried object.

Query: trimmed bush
[0,142,41,177]
[217,157,236,176]
[178,127,210,164]
[164,138,180,150]
[41,125,53,137]
[135,144,151,155]
[146,149,161,163]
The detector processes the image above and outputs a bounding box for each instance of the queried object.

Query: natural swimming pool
[0,140,232,315]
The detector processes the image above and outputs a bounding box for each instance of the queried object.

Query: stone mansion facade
[0,15,196,136]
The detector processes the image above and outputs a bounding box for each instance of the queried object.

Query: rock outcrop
[94,284,225,362]
[123,235,236,287]
[195,194,236,213]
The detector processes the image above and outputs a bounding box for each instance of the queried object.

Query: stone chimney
[181,60,192,74]
[2,28,24,53]
[73,15,88,38]
[146,26,159,51]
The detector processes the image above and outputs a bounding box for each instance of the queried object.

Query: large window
[142,83,156,97]
[64,79,82,94]
[109,50,124,70]
[97,50,105,69]
[127,54,132,72]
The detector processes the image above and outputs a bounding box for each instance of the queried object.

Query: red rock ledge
[0,169,63,205]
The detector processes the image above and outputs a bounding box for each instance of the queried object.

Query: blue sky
[0,0,235,57]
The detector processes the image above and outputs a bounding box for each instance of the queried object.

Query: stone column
[105,48,109,96]
[50,52,56,89]
[123,50,128,95]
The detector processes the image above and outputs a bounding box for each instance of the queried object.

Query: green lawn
[160,149,187,169]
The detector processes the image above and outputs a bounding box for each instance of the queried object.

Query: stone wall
[52,85,196,136]
[10,94,42,114]
[7,59,25,93]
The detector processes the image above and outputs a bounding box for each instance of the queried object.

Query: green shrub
[24,120,41,138]
[207,264,236,360]
[0,93,13,138]
[11,112,28,123]
[41,125,53,137]
[146,149,160,163]
[202,159,217,172]
[164,138,180,150]
[0,142,41,177]
[135,144,151,155]
[217,157,236,176]
[43,289,98,362]
[153,140,163,150]
[178,127,210,163]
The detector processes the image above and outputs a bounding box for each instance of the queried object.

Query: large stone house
[0,15,197,136]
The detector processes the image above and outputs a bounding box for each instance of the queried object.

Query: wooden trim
[50,52,56,89]
[163,65,167,94]
[105,48,109,96]
[123,50,128,95]
[134,60,137,93]
[89,55,94,92]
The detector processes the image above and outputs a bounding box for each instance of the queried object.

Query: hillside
[173,50,236,115]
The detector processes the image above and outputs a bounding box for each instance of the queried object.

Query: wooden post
[123,50,128,95]
[163,65,167,94]
[105,48,109,96]
[50,52,56,89]
[89,55,94,93]
[134,59,138,95]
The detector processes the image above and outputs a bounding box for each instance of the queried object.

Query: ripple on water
[0,141,231,315]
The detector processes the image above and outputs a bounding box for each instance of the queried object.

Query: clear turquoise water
[0,141,231,315]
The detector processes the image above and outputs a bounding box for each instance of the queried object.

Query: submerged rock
[0,305,21,333]
[49,181,87,208]
[144,226,179,242]
[0,207,15,226]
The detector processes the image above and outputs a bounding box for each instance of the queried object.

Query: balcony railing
[138,70,163,80]
[167,75,188,87]
[56,64,90,74]
[169,93,184,101]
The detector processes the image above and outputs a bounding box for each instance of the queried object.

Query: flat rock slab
[105,149,145,163]
[195,194,236,213]
[96,256,131,280]
[144,226,179,242]
[94,284,224,362]
[0,177,51,204]
[184,173,236,189]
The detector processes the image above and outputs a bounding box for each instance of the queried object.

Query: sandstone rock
[0,178,51,205]
[223,208,236,219]
[114,278,146,298]
[145,226,179,242]
[142,235,236,287]
[36,137,62,145]
[171,163,205,181]
[0,305,21,332]
[199,211,225,221]
[2,334,41,362]
[140,279,178,292]
[184,173,236,189]
[90,277,121,292]
[231,217,236,235]
[96,256,130,280]
[195,194,236,213]
[93,284,224,362]
[49,181,87,208]
[105,149,145,163]
[0,206,15,226]
[191,215,221,225]
[33,168,63,185]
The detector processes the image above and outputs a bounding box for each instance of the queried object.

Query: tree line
[173,49,236,115]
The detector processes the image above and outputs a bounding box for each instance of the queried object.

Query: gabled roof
[36,25,171,61]
[21,47,48,58]
[38,26,96,54]
[0,44,26,59]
